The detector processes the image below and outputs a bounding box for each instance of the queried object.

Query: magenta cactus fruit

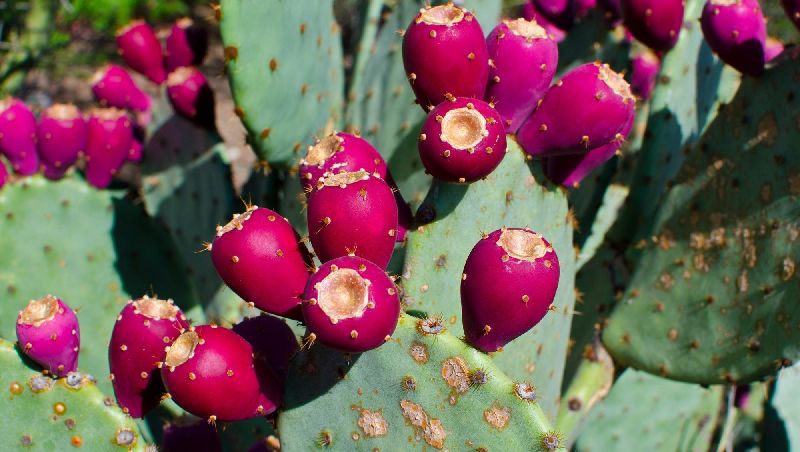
[109,296,189,418]
[127,138,143,162]
[0,97,39,175]
[0,159,8,189]
[166,67,216,130]
[299,132,387,190]
[165,17,209,71]
[15,295,80,377]
[90,64,151,112]
[630,47,660,100]
[85,108,133,188]
[160,325,282,421]
[116,20,167,84]
[402,4,489,110]
[543,113,633,187]
[162,416,221,452]
[211,206,312,320]
[783,0,800,31]
[517,62,635,158]
[460,228,560,352]
[418,97,506,183]
[532,0,575,29]
[233,314,298,382]
[574,0,598,17]
[700,0,767,76]
[306,171,398,268]
[37,104,87,180]
[620,0,684,51]
[765,37,784,63]
[302,255,400,352]
[485,18,558,132]
[522,1,567,42]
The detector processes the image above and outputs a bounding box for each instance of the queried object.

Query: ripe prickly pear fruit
[160,325,282,421]
[166,67,216,130]
[532,0,575,29]
[517,62,634,158]
[37,104,87,180]
[116,21,167,84]
[765,37,784,63]
[302,255,400,352]
[16,295,80,377]
[127,138,143,162]
[522,1,567,42]
[461,228,560,353]
[233,314,298,382]
[307,171,398,268]
[402,4,489,110]
[782,0,800,31]
[85,108,133,188]
[575,0,598,18]
[0,97,39,175]
[211,206,312,320]
[0,159,8,189]
[543,113,633,187]
[90,65,152,112]
[700,0,766,76]
[162,416,221,452]
[630,47,660,100]
[620,0,684,51]
[165,18,209,71]
[299,132,412,242]
[109,296,189,418]
[485,18,558,132]
[418,97,506,183]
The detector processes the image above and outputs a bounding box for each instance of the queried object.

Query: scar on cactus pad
[16,295,80,378]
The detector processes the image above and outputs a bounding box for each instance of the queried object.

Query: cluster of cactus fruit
[4,0,800,449]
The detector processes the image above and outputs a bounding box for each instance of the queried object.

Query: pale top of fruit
[596,63,635,104]
[418,4,465,26]
[164,330,199,368]
[315,268,370,323]
[217,205,257,237]
[497,229,548,262]
[322,170,370,187]
[18,295,60,326]
[505,18,548,40]
[45,104,81,121]
[440,106,489,151]
[133,296,179,320]
[305,134,343,166]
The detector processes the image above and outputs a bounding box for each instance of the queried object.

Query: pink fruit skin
[165,18,209,71]
[162,417,221,452]
[765,37,784,63]
[166,67,215,130]
[532,0,575,29]
[0,159,8,188]
[620,0,684,51]
[418,97,507,183]
[543,112,633,187]
[85,109,133,188]
[211,206,312,320]
[783,0,800,30]
[517,62,635,158]
[91,65,151,112]
[109,297,189,418]
[16,296,80,377]
[0,98,39,175]
[574,0,598,18]
[485,19,558,132]
[700,0,766,76]
[306,172,398,268]
[461,229,560,352]
[37,104,87,180]
[522,1,567,42]
[233,314,298,382]
[302,256,400,352]
[402,5,489,110]
[127,138,143,162]
[300,132,411,242]
[630,48,660,100]
[116,21,167,84]
[161,325,282,421]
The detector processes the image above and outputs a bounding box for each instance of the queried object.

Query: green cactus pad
[402,139,575,418]
[0,177,199,392]
[279,313,562,451]
[0,339,144,451]
[574,369,722,452]
[220,0,344,166]
[603,54,800,384]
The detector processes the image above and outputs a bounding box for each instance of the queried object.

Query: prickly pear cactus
[574,369,722,451]
[220,0,344,166]
[0,339,144,451]
[0,177,199,392]
[279,313,561,451]
[602,51,800,384]
[403,141,575,418]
